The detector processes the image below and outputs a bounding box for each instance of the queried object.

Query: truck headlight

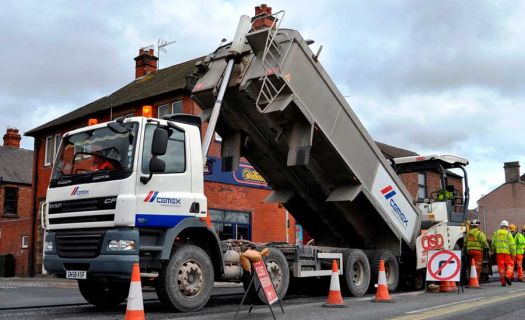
[44,242,53,252]
[108,240,135,251]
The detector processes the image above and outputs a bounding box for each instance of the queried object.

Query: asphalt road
[1,277,525,320]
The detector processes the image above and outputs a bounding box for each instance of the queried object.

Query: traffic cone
[125,263,145,320]
[372,259,393,303]
[439,281,456,292]
[467,258,481,289]
[322,260,347,308]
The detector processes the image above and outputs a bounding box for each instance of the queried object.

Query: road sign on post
[426,250,462,282]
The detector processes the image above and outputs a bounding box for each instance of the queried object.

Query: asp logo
[144,191,181,206]
[380,185,408,228]
[71,186,89,196]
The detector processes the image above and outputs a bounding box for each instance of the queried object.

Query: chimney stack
[3,128,21,148]
[252,4,275,30]
[504,161,520,183]
[134,48,158,79]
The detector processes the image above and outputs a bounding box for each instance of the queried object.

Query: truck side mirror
[149,158,166,173]
[152,128,168,156]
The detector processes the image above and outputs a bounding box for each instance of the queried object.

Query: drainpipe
[28,138,40,277]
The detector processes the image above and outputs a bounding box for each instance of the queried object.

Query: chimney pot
[504,161,520,183]
[3,127,21,148]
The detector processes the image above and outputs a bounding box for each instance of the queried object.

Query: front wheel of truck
[78,279,129,309]
[156,244,214,312]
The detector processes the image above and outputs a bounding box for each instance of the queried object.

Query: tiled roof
[0,146,33,185]
[375,141,418,159]
[26,57,202,136]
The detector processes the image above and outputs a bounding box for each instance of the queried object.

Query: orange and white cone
[125,263,145,320]
[467,258,481,289]
[322,260,347,308]
[372,259,392,303]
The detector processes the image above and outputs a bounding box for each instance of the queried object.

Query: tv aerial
[157,39,176,68]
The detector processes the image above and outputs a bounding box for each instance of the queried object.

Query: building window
[158,104,170,118]
[417,173,427,200]
[54,134,62,159]
[172,100,183,114]
[45,136,54,166]
[21,236,29,249]
[209,209,251,240]
[158,100,183,118]
[3,187,18,216]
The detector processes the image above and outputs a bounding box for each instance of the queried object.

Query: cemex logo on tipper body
[381,185,408,228]
[71,186,89,196]
[380,185,396,199]
[144,191,181,207]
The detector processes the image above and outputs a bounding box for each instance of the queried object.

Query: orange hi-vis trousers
[496,253,514,284]
[515,254,524,281]
[467,250,483,279]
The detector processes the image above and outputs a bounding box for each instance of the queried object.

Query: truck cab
[42,115,222,309]
[391,155,469,274]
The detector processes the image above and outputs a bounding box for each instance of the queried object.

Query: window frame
[417,172,427,200]
[157,104,170,118]
[44,135,54,166]
[21,236,29,249]
[54,134,62,159]
[3,186,19,216]
[171,100,183,114]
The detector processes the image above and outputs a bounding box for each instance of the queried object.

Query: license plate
[66,270,87,279]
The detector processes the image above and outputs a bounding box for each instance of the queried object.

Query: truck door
[135,123,195,228]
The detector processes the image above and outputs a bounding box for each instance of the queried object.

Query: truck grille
[55,230,105,258]
[49,197,117,214]
[50,214,115,225]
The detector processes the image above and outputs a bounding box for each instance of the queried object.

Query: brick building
[0,128,33,276]
[477,161,525,235]
[25,48,462,274]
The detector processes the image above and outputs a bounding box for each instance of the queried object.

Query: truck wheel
[242,248,289,304]
[368,249,399,292]
[342,249,370,297]
[156,244,214,312]
[78,279,129,309]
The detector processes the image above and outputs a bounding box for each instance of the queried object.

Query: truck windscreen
[50,122,138,187]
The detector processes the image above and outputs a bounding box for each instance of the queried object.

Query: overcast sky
[1,0,523,208]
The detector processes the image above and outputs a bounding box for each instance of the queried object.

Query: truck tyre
[78,279,129,309]
[342,249,370,297]
[156,244,214,312]
[242,248,289,304]
[368,249,399,293]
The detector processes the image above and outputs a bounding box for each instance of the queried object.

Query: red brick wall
[205,182,295,243]
[399,171,463,200]
[478,183,525,236]
[0,183,33,276]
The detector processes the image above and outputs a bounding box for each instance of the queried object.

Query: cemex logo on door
[144,191,181,207]
[381,185,409,228]
[71,186,89,196]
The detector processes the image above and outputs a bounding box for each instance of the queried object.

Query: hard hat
[500,220,509,227]
[510,224,517,232]
[470,219,480,227]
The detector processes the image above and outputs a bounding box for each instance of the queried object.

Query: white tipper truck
[41,10,469,312]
